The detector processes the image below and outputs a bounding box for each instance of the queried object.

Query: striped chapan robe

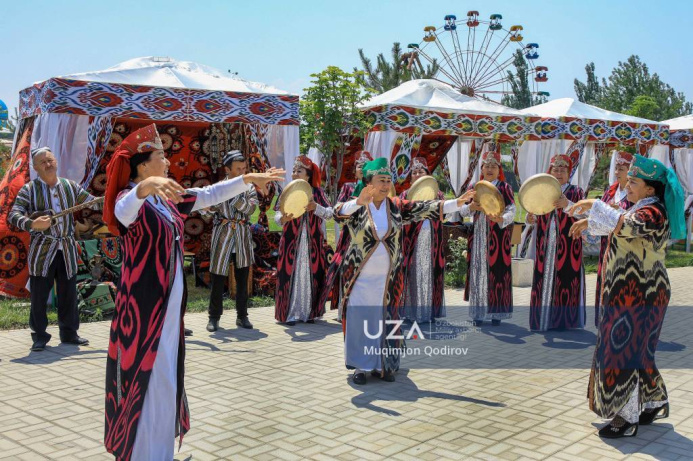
[8,177,99,279]
[594,182,632,326]
[274,187,333,323]
[334,197,453,374]
[588,197,670,419]
[208,184,258,275]
[529,184,586,331]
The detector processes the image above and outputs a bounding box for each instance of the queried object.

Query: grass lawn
[0,274,274,331]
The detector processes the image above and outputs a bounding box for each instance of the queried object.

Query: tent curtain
[30,113,91,182]
[445,137,473,195]
[364,130,401,160]
[81,116,114,187]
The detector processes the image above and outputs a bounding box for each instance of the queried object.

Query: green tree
[627,95,660,120]
[575,55,692,120]
[300,66,373,203]
[501,49,548,109]
[574,62,602,105]
[356,42,439,93]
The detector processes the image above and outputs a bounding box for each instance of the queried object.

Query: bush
[445,236,468,288]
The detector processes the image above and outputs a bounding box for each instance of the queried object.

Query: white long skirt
[130,260,183,461]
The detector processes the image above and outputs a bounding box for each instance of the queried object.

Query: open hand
[569,218,589,238]
[456,190,475,207]
[356,185,376,206]
[488,214,503,224]
[469,201,484,213]
[568,199,597,217]
[138,177,185,203]
[305,199,317,212]
[527,213,536,225]
[244,168,286,188]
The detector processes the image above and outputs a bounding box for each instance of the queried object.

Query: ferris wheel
[403,12,549,100]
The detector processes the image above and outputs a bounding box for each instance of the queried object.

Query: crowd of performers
[8,122,687,459]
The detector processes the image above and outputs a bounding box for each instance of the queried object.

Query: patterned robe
[335,198,444,373]
[464,181,515,317]
[588,199,670,418]
[104,189,197,460]
[274,187,332,322]
[530,184,586,331]
[400,190,446,318]
[594,183,632,325]
[320,182,356,312]
[8,177,98,279]
[209,185,258,275]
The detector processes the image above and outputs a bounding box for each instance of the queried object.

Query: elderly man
[8,147,100,351]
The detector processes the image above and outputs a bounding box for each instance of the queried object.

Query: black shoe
[352,372,367,385]
[306,319,315,324]
[184,328,193,337]
[236,317,253,329]
[285,321,296,326]
[30,340,47,351]
[639,403,669,425]
[371,370,395,382]
[61,336,89,346]
[207,319,219,332]
[491,319,501,326]
[472,320,483,327]
[598,417,638,438]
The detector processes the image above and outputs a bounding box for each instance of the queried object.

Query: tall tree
[574,55,692,120]
[300,66,373,203]
[574,62,602,105]
[501,49,548,109]
[356,42,439,93]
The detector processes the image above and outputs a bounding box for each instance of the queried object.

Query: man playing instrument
[8,147,102,351]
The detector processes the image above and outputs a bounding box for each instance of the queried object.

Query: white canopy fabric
[58,57,289,95]
[519,98,664,125]
[360,79,529,117]
[664,114,693,131]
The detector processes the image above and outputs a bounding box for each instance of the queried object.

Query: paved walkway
[1,268,693,460]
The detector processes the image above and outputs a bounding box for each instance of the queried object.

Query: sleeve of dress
[617,205,664,239]
[314,204,334,220]
[458,204,472,218]
[443,199,462,215]
[187,176,247,212]
[587,199,625,236]
[500,203,516,229]
[400,199,444,225]
[115,185,147,228]
[337,199,361,216]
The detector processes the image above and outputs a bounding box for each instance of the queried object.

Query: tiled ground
[1,268,692,460]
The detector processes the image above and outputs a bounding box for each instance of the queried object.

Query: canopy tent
[0,57,298,298]
[664,114,693,251]
[516,98,669,258]
[357,79,541,195]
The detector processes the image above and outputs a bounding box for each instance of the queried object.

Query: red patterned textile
[0,118,34,298]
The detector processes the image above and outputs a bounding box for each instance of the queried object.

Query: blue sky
[1,0,692,118]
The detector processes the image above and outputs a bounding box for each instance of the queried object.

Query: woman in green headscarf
[568,155,685,439]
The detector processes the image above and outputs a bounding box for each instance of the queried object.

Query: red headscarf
[354,150,373,167]
[480,149,505,181]
[103,123,164,236]
[295,155,321,188]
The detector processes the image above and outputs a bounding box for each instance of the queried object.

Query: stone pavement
[1,268,693,461]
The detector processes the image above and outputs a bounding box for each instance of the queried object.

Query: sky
[1,0,692,119]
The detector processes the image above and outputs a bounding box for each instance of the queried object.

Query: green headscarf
[353,158,391,197]
[628,155,686,239]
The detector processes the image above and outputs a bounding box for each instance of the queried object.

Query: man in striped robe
[8,147,101,351]
[206,151,259,331]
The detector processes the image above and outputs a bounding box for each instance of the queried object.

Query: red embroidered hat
[549,154,573,171]
[104,124,164,235]
[294,155,321,188]
[615,151,634,165]
[480,148,505,181]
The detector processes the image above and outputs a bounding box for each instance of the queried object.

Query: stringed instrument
[29,196,104,225]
